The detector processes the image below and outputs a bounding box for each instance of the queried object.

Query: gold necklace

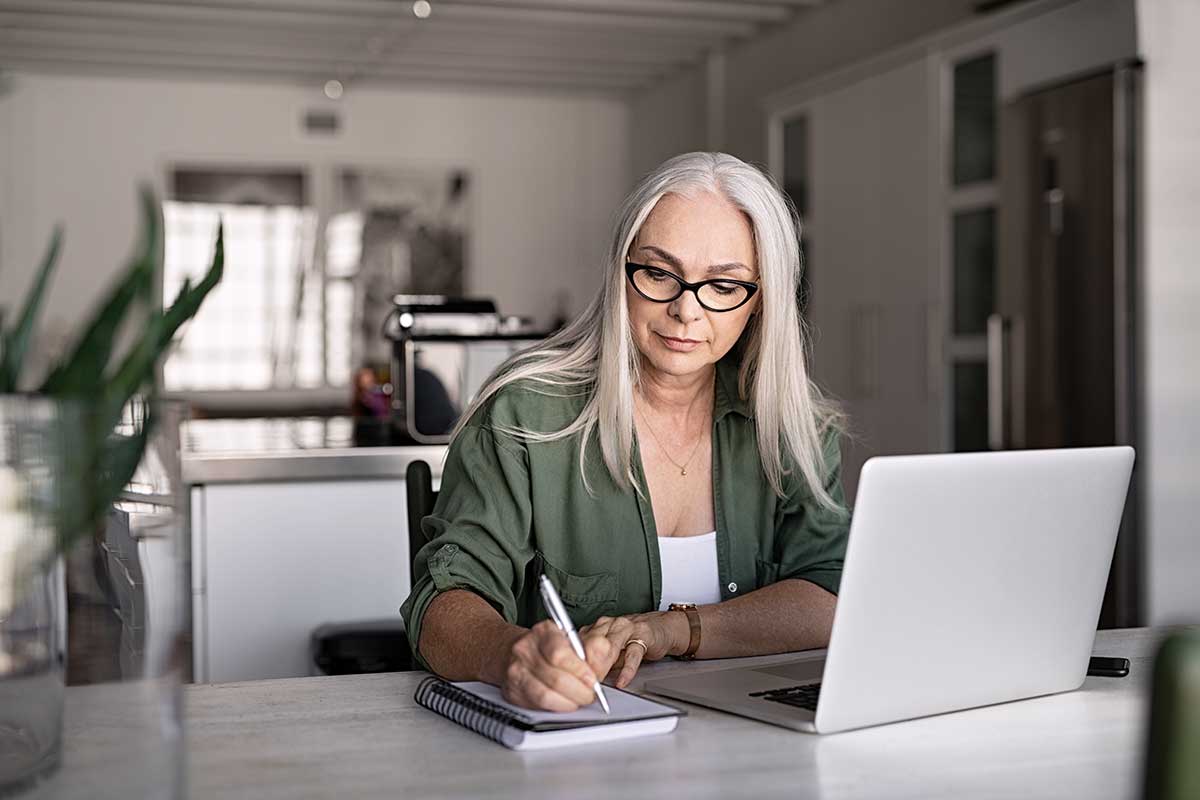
[636,404,706,477]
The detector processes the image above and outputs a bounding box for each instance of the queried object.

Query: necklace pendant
[680,468,687,477]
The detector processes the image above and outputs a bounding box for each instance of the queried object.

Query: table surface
[58,627,1168,800]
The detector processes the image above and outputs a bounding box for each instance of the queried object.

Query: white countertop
[181,417,447,483]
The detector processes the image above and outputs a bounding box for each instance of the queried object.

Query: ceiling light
[412,1,432,19]
[324,79,344,100]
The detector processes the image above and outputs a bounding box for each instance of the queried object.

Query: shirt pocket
[755,557,782,589]
[537,552,618,627]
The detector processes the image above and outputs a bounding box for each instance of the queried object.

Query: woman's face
[626,191,760,382]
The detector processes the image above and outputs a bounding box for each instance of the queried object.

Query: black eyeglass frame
[624,262,760,313]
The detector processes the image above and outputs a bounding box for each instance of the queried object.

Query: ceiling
[0,0,829,96]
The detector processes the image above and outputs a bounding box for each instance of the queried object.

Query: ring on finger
[625,638,648,655]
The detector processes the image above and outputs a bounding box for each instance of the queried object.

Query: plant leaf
[100,313,167,433]
[40,188,160,395]
[102,408,156,496]
[134,185,163,304]
[51,406,155,556]
[0,226,62,391]
[100,221,222,426]
[157,220,223,347]
[21,193,222,560]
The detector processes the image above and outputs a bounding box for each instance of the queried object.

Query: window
[163,165,470,400]
[953,362,989,453]
[781,114,813,317]
[952,207,997,336]
[944,52,998,451]
[782,115,809,218]
[163,173,320,390]
[953,54,997,186]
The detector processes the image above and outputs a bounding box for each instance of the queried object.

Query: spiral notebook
[415,677,685,751]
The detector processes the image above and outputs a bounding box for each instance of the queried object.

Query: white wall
[0,73,629,372]
[629,67,706,181]
[0,78,39,337]
[1137,0,1200,624]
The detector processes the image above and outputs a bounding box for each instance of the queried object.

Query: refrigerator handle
[987,314,1010,450]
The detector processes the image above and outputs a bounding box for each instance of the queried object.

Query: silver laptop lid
[815,446,1134,733]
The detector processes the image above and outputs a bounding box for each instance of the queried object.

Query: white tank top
[657,531,721,611]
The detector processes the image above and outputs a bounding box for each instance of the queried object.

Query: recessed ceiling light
[412,1,432,19]
[324,79,344,100]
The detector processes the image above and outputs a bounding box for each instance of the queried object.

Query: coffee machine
[383,296,546,444]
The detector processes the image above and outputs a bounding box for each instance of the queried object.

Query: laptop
[643,446,1135,734]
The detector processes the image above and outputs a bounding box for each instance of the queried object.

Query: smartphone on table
[1087,656,1130,677]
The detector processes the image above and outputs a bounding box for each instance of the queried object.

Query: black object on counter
[351,416,393,447]
[311,619,412,674]
[1087,655,1130,677]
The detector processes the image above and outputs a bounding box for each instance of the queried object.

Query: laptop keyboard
[750,683,822,711]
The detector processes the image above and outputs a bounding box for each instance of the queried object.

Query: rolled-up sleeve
[773,428,851,595]
[400,423,534,669]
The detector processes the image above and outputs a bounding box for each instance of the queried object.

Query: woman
[401,152,848,712]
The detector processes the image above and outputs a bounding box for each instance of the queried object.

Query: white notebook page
[453,681,679,725]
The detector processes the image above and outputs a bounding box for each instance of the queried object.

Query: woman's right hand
[497,620,615,711]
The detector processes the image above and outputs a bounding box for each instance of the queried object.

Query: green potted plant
[0,187,223,793]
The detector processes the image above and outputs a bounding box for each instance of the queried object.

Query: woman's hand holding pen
[498,621,615,712]
[581,612,687,689]
[494,610,689,710]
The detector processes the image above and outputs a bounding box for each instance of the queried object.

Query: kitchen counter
[183,416,447,681]
[181,416,447,484]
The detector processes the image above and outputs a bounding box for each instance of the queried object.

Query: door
[997,66,1141,628]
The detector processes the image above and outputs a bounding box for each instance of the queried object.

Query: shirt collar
[714,352,753,421]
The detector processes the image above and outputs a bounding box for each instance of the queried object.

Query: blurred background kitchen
[0,0,1196,686]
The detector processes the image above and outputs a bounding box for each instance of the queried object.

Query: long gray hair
[453,151,844,511]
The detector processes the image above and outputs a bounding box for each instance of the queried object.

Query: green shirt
[400,356,850,668]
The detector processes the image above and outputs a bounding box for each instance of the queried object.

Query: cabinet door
[799,57,938,499]
[196,479,408,683]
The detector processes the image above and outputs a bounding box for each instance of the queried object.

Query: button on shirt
[400,354,851,670]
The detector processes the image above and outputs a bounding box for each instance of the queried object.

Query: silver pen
[537,573,611,714]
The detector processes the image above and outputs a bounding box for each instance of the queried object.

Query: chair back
[405,460,438,570]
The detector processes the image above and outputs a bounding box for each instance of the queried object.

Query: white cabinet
[191,479,412,683]
[772,56,939,500]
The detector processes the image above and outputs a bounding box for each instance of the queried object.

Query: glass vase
[1,397,190,799]
[0,396,66,796]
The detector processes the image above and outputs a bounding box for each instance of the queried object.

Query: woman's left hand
[580,612,686,689]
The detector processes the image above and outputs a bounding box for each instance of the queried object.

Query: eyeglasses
[624,262,759,313]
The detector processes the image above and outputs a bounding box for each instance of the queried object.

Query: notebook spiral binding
[415,677,528,745]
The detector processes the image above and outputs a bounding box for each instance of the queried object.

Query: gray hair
[453,151,845,511]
